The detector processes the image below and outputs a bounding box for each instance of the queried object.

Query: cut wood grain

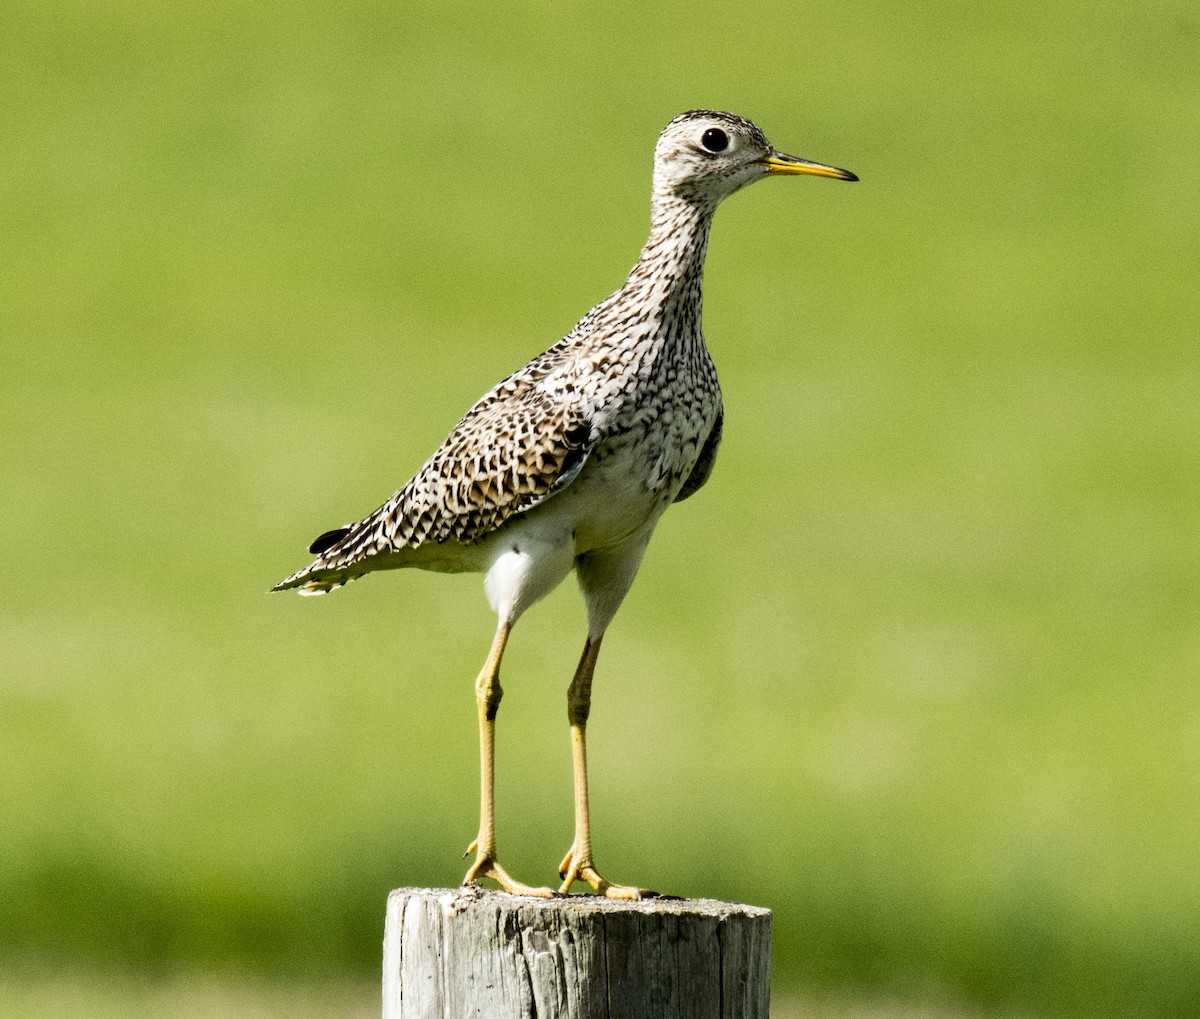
[383,886,771,1019]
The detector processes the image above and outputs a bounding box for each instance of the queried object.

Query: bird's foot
[462,839,556,898]
[558,844,655,899]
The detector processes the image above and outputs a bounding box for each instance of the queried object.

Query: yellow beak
[758,151,858,182]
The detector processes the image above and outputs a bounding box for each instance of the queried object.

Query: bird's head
[652,110,857,208]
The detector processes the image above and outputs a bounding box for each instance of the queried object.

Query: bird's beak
[758,151,858,182]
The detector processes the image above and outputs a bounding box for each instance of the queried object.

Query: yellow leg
[557,636,654,899]
[463,622,554,897]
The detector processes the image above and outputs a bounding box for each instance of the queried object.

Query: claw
[557,847,574,880]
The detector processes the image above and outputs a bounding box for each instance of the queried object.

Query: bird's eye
[700,128,729,153]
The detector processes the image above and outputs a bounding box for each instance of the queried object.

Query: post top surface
[388,885,771,920]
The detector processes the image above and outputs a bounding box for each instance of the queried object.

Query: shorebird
[274,110,856,898]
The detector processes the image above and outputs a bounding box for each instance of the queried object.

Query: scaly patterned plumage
[272,110,856,898]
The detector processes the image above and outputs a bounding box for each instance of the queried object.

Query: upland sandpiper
[274,110,856,898]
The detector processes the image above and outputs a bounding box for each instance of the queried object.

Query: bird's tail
[271,566,364,596]
[272,473,426,596]
[270,524,374,596]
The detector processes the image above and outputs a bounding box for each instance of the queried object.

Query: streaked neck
[623,195,714,325]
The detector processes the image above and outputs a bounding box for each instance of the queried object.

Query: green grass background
[3,1,1198,1016]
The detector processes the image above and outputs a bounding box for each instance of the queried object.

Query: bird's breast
[558,345,721,552]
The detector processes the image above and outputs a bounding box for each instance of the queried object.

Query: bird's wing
[378,372,594,547]
[272,363,593,593]
[672,406,723,503]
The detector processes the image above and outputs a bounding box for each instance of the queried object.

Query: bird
[273,110,856,899]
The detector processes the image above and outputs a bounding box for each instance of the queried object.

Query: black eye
[700,127,728,153]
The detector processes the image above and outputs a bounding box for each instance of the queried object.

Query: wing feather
[272,362,593,593]
[673,406,723,504]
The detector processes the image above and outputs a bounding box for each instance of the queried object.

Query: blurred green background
[3,0,1198,1016]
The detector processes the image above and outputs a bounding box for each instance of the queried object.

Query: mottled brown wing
[271,368,593,593]
[376,381,593,547]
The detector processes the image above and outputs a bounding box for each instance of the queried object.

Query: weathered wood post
[383,886,771,1018]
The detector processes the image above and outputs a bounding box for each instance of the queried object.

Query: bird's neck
[622,194,716,331]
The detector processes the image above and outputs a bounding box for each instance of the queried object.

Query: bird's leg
[462,621,554,897]
[558,635,654,899]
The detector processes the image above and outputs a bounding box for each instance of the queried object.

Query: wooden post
[383,886,771,1019]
